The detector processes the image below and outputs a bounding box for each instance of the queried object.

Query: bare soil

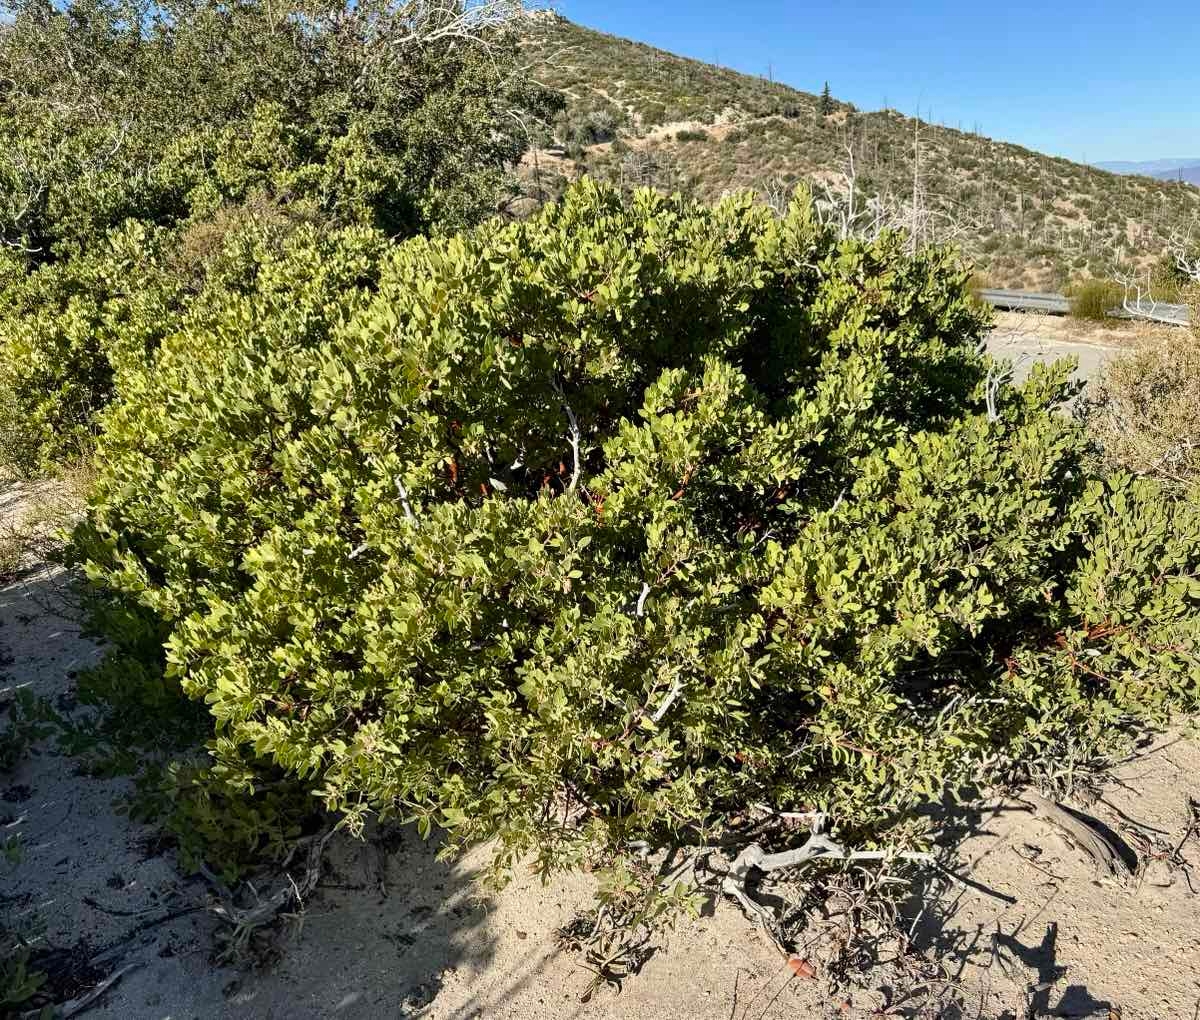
[3,453,1199,1019]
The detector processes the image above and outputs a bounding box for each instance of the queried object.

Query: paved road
[984,331,1120,386]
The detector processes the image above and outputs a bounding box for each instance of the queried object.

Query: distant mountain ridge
[520,16,1200,289]
[1154,166,1200,185]
[1096,158,1200,176]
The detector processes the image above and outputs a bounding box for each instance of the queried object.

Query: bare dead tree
[389,0,545,50]
[762,175,794,218]
[910,113,925,248]
[1113,230,1199,325]
[1167,230,1200,283]
[801,135,979,251]
[618,149,682,193]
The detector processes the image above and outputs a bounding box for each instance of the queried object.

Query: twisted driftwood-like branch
[722,830,935,923]
[202,827,340,957]
[1021,790,1133,879]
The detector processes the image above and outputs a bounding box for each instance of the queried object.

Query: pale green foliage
[0,0,560,471]
[0,223,184,469]
[0,214,389,472]
[74,181,1200,879]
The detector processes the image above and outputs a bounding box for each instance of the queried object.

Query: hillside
[520,15,1200,289]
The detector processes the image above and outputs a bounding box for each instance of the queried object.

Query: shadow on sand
[2,562,502,1019]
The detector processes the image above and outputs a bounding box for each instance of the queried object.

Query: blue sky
[553,0,1200,164]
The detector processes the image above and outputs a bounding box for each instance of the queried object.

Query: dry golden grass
[1080,323,1200,486]
[0,462,93,582]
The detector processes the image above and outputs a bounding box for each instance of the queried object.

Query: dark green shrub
[556,104,625,150]
[638,101,668,127]
[75,181,1200,883]
[0,938,44,1014]
[0,0,560,258]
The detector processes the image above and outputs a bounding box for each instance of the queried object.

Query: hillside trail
[3,416,1199,1020]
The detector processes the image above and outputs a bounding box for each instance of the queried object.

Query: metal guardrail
[979,289,1070,315]
[1113,299,1192,327]
[980,288,1191,326]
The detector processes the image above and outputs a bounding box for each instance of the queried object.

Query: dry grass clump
[1066,278,1123,321]
[1080,319,1200,486]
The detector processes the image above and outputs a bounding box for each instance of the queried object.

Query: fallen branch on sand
[1020,790,1134,879]
[201,825,340,959]
[722,826,935,925]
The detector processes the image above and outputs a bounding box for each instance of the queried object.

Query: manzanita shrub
[0,216,389,473]
[74,181,1200,880]
[0,0,560,472]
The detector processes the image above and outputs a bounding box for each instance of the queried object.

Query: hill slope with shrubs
[520,15,1200,290]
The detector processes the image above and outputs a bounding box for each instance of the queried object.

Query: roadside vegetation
[1066,278,1125,320]
[1,0,1200,1006]
[1081,243,1200,486]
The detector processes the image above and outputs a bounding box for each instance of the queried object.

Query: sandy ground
[3,321,1200,1019]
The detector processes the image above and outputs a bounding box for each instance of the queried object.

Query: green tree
[819,81,834,116]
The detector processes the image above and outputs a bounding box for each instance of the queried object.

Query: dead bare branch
[1020,789,1133,880]
[202,826,340,960]
[389,0,541,51]
[723,827,935,926]
[550,376,582,492]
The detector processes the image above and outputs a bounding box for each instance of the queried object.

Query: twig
[81,896,152,918]
[1171,797,1200,860]
[88,905,208,964]
[635,582,651,618]
[395,478,419,527]
[203,826,339,956]
[551,377,582,492]
[55,962,141,1019]
[649,678,683,724]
